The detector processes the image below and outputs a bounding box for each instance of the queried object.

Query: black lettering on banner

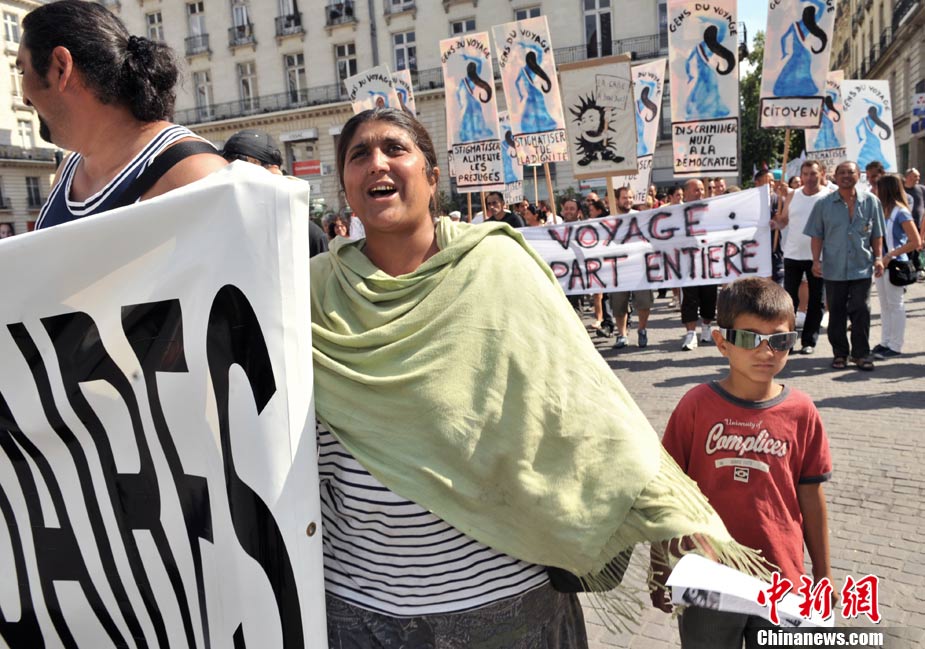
[599,219,620,246]
[122,300,213,649]
[741,239,760,272]
[663,249,682,280]
[41,312,177,649]
[648,212,679,241]
[7,322,147,648]
[644,252,663,283]
[206,285,304,649]
[620,218,647,245]
[723,241,743,277]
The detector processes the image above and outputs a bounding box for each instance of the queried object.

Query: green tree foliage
[740,32,805,187]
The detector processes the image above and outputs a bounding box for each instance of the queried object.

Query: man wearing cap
[222,128,328,257]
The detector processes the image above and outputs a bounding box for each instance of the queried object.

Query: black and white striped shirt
[318,427,549,616]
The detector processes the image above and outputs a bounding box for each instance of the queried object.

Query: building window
[658,1,667,50]
[232,0,250,28]
[393,31,416,72]
[390,0,414,10]
[285,53,306,103]
[237,61,258,111]
[26,176,41,208]
[17,119,33,148]
[193,70,213,119]
[147,12,165,41]
[188,2,206,35]
[3,13,19,45]
[450,19,475,36]
[335,43,357,93]
[10,64,21,98]
[584,0,612,58]
[514,7,541,21]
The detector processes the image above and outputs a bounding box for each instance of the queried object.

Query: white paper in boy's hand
[666,555,834,628]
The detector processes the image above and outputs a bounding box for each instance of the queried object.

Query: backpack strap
[110,140,220,210]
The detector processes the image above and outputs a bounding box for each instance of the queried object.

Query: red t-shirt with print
[662,382,832,583]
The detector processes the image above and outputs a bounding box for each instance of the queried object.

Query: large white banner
[842,80,897,172]
[523,186,772,294]
[493,16,569,165]
[559,54,638,180]
[668,0,740,177]
[759,0,837,128]
[0,164,324,648]
[804,70,847,172]
[440,33,505,193]
[625,59,668,204]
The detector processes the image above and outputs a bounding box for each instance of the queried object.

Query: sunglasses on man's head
[722,329,798,352]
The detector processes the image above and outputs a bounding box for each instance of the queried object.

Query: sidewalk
[581,281,925,649]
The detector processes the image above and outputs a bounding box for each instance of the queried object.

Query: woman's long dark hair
[868,106,892,140]
[640,86,659,123]
[525,51,552,92]
[877,174,910,214]
[466,61,492,103]
[802,6,828,54]
[703,25,736,76]
[823,95,841,122]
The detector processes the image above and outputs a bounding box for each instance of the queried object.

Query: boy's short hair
[716,278,795,329]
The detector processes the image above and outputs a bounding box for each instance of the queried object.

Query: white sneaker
[795,311,806,329]
[820,312,829,329]
[681,330,698,351]
[700,323,712,343]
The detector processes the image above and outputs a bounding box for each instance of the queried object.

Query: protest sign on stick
[0,164,325,648]
[391,68,417,116]
[521,186,772,295]
[759,0,837,129]
[558,54,638,180]
[842,80,897,172]
[344,65,401,114]
[804,70,848,171]
[499,111,525,204]
[441,33,505,194]
[625,58,667,204]
[493,16,569,166]
[668,0,739,178]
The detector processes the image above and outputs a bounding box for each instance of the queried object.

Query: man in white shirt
[776,160,831,354]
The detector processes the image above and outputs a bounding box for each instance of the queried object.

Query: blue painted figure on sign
[773,0,828,97]
[369,91,390,109]
[855,99,892,170]
[635,78,659,157]
[456,54,495,142]
[515,42,559,134]
[395,85,415,117]
[813,88,842,150]
[502,128,519,184]
[684,16,737,121]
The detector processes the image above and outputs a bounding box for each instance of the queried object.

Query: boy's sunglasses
[722,328,798,352]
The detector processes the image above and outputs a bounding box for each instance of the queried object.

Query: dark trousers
[825,278,872,359]
[680,284,718,325]
[783,259,825,347]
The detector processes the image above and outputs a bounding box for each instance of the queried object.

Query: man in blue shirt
[804,161,885,371]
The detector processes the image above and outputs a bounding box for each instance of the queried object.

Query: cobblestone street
[581,282,925,649]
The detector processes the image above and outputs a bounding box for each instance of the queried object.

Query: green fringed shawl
[310,218,770,594]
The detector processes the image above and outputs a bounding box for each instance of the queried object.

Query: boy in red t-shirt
[652,277,833,648]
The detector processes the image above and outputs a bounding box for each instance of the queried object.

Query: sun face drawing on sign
[806,71,845,152]
[766,0,831,98]
[344,65,401,114]
[677,13,737,121]
[392,68,417,116]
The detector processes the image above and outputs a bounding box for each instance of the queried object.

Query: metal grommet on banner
[306,522,317,537]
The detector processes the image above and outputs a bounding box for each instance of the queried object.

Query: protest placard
[492,16,569,166]
[668,0,740,177]
[392,68,417,116]
[0,164,324,648]
[842,80,897,172]
[759,0,837,129]
[441,33,505,193]
[625,59,668,204]
[521,186,772,295]
[559,54,638,180]
[344,65,401,114]
[804,70,847,171]
[499,111,525,204]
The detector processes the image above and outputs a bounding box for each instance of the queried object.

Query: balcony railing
[0,196,11,210]
[326,2,356,27]
[385,0,415,14]
[893,0,921,31]
[228,24,256,47]
[185,33,210,56]
[0,145,57,162]
[175,32,664,126]
[275,13,303,37]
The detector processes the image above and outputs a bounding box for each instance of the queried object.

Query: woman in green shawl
[310,109,768,648]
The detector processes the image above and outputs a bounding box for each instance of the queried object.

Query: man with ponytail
[18,0,226,229]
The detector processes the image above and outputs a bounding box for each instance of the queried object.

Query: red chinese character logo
[841,575,881,623]
[757,572,794,624]
[797,575,834,621]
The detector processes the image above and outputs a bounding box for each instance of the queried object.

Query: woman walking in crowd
[309,108,767,647]
[873,174,922,358]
